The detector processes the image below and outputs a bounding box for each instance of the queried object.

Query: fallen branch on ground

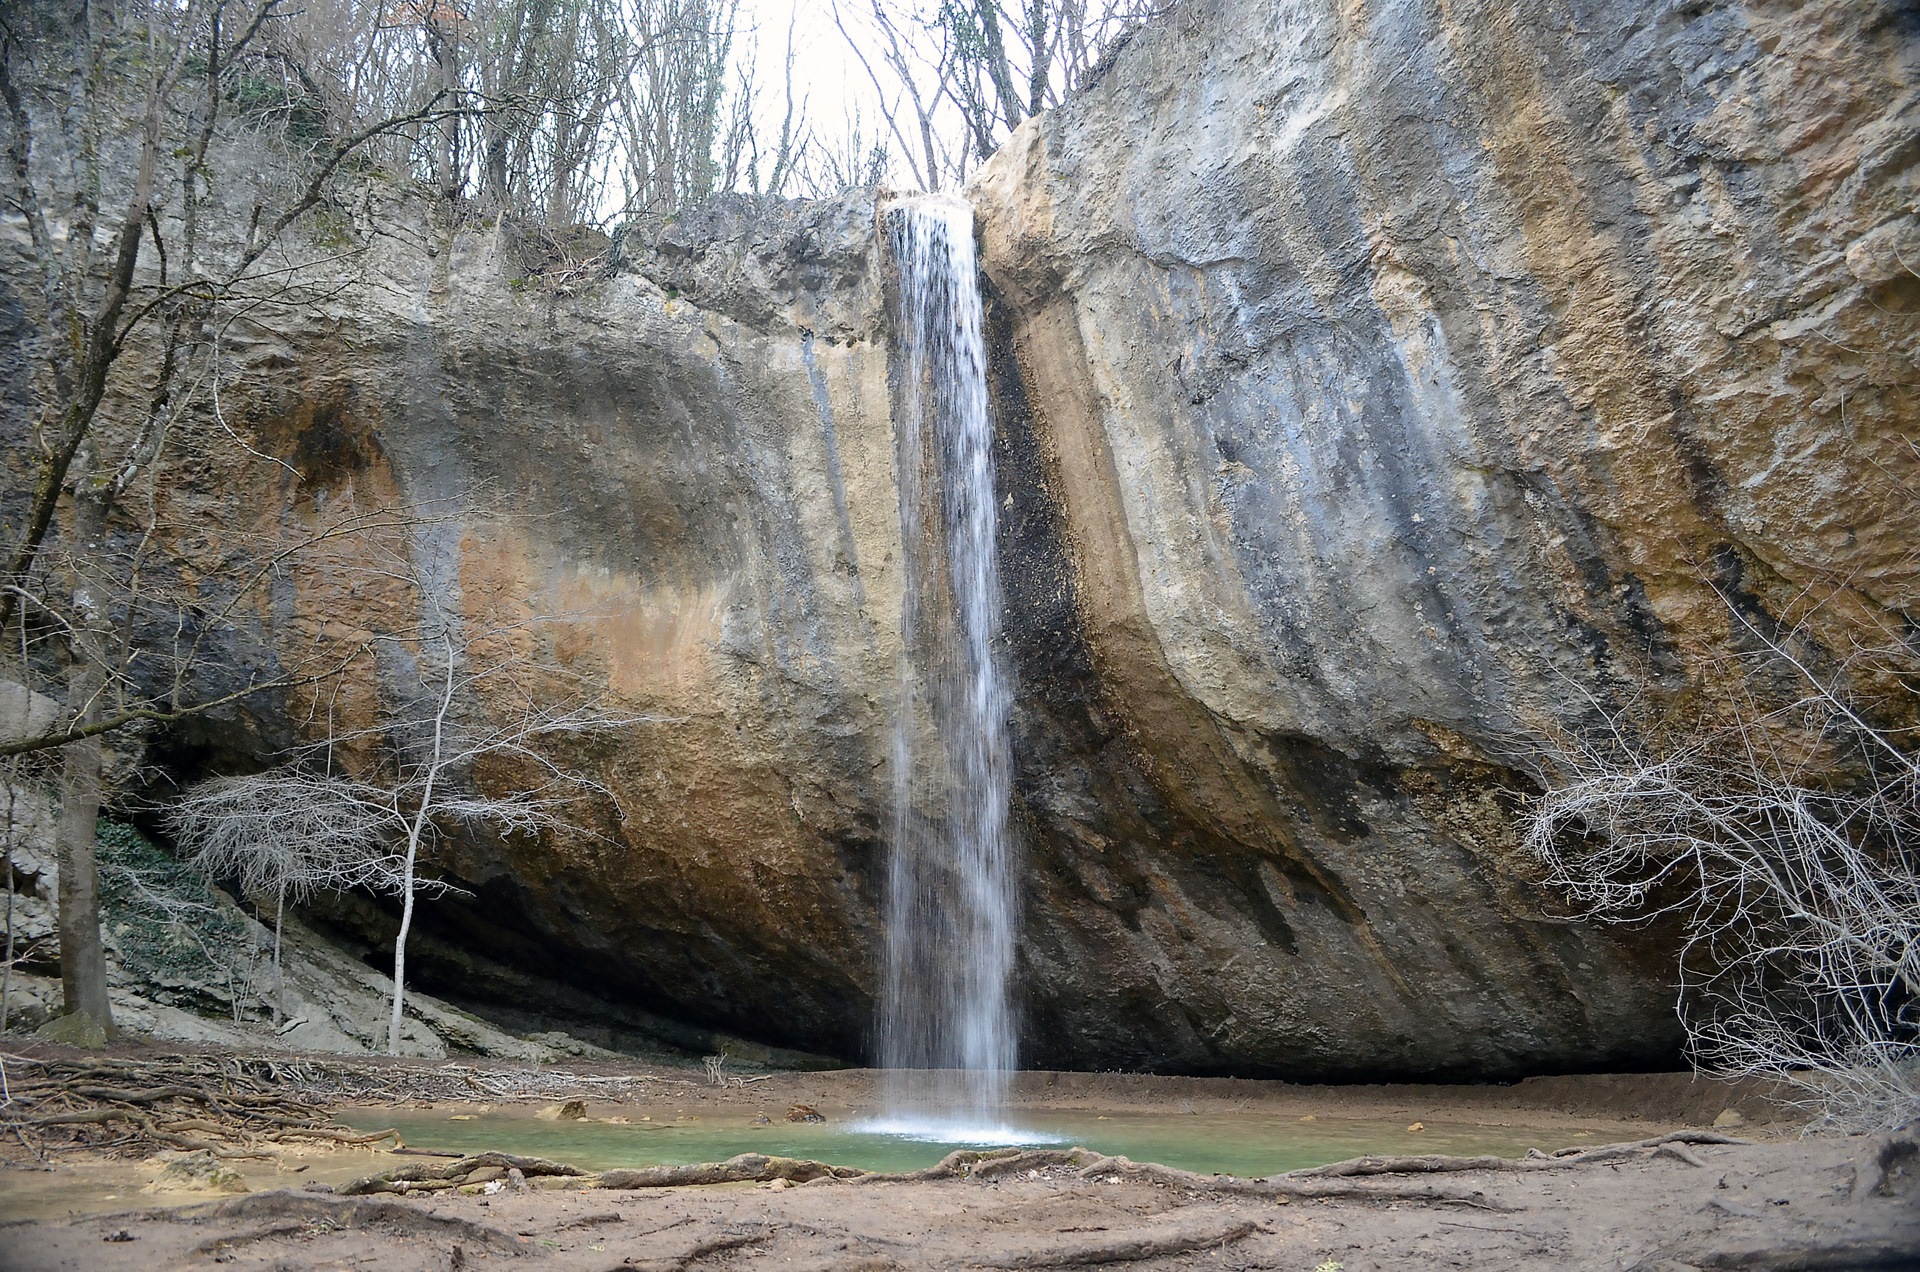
[845,1147,1507,1206]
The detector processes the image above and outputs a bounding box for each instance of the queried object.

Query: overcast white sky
[736,0,913,188]
[741,1,871,125]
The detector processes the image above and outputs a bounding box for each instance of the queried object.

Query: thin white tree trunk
[271,882,284,1022]
[386,821,421,1054]
[2,772,17,1034]
[387,625,456,1056]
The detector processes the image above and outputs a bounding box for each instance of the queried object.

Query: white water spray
[875,195,1021,1140]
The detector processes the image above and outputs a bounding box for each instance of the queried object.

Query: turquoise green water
[343,1108,1623,1178]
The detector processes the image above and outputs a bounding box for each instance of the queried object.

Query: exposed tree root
[0,1048,687,1170]
[0,1052,388,1161]
[606,1227,777,1271]
[173,1190,529,1255]
[263,1125,401,1146]
[566,1134,1760,1209]
[972,1218,1264,1266]
[823,1134,1751,1207]
[1630,1238,1920,1271]
[597,1153,867,1189]
[1290,1131,1750,1177]
[843,1147,1502,1206]
[337,1151,587,1195]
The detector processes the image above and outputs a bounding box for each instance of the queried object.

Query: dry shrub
[1526,601,1919,1132]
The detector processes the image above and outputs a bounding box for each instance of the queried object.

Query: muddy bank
[0,1053,1868,1270]
[0,1060,1740,1215]
[2,1127,1914,1271]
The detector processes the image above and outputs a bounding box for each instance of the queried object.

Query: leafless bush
[1525,601,1920,1132]
[167,532,670,1055]
[167,770,404,1018]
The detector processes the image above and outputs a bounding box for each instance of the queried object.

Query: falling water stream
[873,195,1023,1141]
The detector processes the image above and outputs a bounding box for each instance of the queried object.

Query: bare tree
[166,770,399,1019]
[1525,598,1920,1132]
[833,0,960,191]
[793,101,892,198]
[277,0,806,225]
[169,539,659,1054]
[831,0,1165,191]
[612,0,761,216]
[0,0,467,1037]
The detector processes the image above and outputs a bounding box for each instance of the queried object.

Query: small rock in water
[1406,1122,1425,1132]
[786,1104,826,1123]
[537,1100,589,1121]
[752,1113,773,1126]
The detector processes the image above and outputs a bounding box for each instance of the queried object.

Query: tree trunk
[54,672,111,1032]
[973,0,1026,133]
[3,770,18,1033]
[272,882,285,1023]
[1025,0,1050,113]
[386,830,419,1055]
[430,20,460,203]
[55,487,118,1035]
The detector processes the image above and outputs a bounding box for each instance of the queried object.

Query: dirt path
[3,1128,1915,1270]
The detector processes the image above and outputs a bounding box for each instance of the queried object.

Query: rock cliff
[9,0,1915,1077]
[965,0,1918,1075]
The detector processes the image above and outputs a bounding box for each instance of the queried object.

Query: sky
[742,1,872,126]
[736,0,914,190]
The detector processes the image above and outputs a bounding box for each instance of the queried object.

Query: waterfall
[877,195,1019,1137]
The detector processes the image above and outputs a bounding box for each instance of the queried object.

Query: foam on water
[852,1117,1057,1147]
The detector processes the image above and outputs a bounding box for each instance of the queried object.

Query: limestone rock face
[962,0,1918,1075]
[212,193,912,1061]
[14,0,1913,1077]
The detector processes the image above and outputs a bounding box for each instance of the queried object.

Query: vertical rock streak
[881,196,1017,1131]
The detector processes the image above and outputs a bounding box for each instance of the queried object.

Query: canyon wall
[10,0,1916,1076]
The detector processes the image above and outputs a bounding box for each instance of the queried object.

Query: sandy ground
[1,1061,1913,1270]
[3,1133,1915,1271]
